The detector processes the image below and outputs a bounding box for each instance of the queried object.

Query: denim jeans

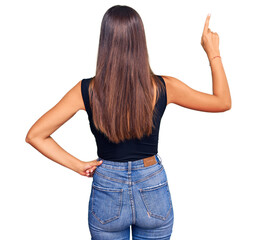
[88,154,174,240]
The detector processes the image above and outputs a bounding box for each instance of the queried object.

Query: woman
[25,5,231,240]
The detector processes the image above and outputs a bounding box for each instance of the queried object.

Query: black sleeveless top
[81,75,167,162]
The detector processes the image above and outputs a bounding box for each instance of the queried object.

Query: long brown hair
[88,5,165,144]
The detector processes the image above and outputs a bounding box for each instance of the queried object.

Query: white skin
[25,14,231,177]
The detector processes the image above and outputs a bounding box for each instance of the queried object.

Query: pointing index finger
[203,13,211,34]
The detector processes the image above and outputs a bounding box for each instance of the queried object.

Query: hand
[201,14,220,61]
[78,159,103,177]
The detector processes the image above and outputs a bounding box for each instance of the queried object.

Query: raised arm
[163,14,231,112]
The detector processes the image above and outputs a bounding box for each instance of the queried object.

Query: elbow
[226,99,232,110]
[223,102,232,111]
[25,128,37,143]
[25,132,35,143]
[226,104,232,110]
[25,135,32,143]
[25,133,48,143]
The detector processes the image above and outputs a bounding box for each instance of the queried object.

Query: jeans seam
[134,166,164,184]
[94,165,164,185]
[98,163,159,171]
[92,183,123,192]
[94,171,126,183]
[139,180,168,191]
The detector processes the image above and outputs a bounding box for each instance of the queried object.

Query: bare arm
[204,13,231,108]
[209,57,231,108]
[163,14,231,112]
[25,80,102,176]
[163,74,230,112]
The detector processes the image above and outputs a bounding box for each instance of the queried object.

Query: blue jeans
[88,154,174,240]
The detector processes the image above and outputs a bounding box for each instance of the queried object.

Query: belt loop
[157,153,163,164]
[128,161,132,174]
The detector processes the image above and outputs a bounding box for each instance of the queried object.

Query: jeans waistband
[96,153,162,167]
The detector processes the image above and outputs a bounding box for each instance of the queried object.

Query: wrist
[209,55,222,66]
[207,51,220,61]
[71,159,85,175]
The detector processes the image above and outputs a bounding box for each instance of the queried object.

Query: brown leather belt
[143,155,157,167]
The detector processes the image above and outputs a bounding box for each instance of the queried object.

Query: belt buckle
[143,155,157,167]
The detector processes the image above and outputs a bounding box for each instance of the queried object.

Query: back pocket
[139,181,173,221]
[90,183,123,224]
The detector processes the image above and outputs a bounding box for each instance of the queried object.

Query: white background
[1,0,256,239]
